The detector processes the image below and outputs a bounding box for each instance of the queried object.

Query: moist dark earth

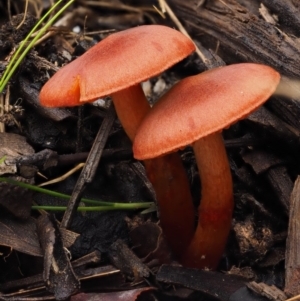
[0,1,300,300]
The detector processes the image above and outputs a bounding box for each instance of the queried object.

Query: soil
[0,0,299,300]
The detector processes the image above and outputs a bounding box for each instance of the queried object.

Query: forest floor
[0,1,299,300]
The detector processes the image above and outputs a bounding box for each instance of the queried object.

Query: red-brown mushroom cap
[39,25,195,107]
[133,63,280,160]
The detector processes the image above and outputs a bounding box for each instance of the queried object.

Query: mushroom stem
[181,132,233,269]
[143,155,195,255]
[112,84,195,256]
[111,84,150,141]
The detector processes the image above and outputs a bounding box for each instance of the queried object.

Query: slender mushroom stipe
[133,63,280,269]
[39,25,196,255]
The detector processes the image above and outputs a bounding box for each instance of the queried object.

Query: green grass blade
[0,0,64,88]
[32,203,153,211]
[0,177,153,208]
[0,0,75,92]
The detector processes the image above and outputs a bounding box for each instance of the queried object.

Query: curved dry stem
[181,132,233,269]
[112,85,195,256]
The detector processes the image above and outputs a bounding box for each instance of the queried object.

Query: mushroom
[133,63,280,269]
[39,25,196,256]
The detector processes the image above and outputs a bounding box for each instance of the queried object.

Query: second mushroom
[133,63,280,269]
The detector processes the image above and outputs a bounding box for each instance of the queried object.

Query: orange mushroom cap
[133,63,280,159]
[39,25,195,107]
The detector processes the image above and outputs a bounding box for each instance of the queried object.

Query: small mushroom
[39,25,196,256]
[39,25,195,142]
[133,63,280,269]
